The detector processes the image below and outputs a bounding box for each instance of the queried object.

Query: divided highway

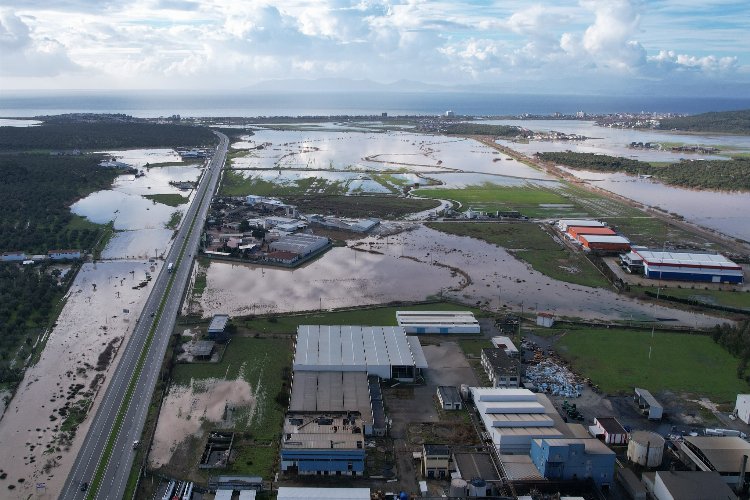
[61,131,228,499]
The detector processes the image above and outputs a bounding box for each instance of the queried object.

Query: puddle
[149,377,255,468]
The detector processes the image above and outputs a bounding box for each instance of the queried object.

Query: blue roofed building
[530,438,616,488]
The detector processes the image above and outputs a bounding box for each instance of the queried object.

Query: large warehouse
[633,248,744,284]
[578,234,631,252]
[396,310,480,334]
[556,219,606,232]
[269,233,329,256]
[294,325,428,382]
[566,226,616,238]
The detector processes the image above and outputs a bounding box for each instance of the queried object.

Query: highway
[60,131,228,499]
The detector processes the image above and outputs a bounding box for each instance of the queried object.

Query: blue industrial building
[280,448,365,476]
[530,438,616,488]
[627,249,744,284]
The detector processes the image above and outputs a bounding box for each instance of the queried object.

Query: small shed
[193,340,215,360]
[437,386,463,410]
[634,388,663,420]
[590,417,629,445]
[208,314,230,342]
[536,313,555,328]
[422,444,451,479]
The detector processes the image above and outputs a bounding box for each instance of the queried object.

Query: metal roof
[396,310,479,326]
[294,325,426,374]
[497,454,544,481]
[682,436,750,473]
[454,452,500,481]
[278,488,370,500]
[239,491,257,500]
[192,340,215,357]
[634,249,740,269]
[288,371,372,422]
[578,235,630,244]
[655,471,737,500]
[438,386,462,406]
[634,387,663,409]
[594,416,627,435]
[535,438,615,455]
[208,314,229,333]
[557,219,605,227]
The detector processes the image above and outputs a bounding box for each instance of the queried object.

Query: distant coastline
[2,90,750,118]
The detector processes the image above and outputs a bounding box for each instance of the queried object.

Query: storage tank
[627,431,665,467]
[460,384,470,401]
[467,478,487,497]
[450,478,468,497]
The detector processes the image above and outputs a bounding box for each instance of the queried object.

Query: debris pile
[525,359,583,398]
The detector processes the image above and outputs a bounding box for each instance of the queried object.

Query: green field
[413,183,571,217]
[633,286,750,310]
[143,193,189,207]
[170,337,292,477]
[237,302,483,334]
[221,170,348,197]
[555,327,749,402]
[428,222,611,288]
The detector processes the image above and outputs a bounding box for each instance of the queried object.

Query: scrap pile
[525,359,583,398]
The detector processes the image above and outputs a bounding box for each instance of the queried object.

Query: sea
[1,90,749,118]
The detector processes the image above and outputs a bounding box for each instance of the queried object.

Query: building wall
[530,440,615,487]
[280,449,365,476]
[736,395,750,425]
[480,351,520,388]
[422,454,450,478]
[644,267,743,284]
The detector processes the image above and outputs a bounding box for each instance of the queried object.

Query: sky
[1,0,749,96]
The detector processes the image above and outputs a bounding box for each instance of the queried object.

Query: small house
[437,386,463,410]
[590,417,629,445]
[422,444,450,479]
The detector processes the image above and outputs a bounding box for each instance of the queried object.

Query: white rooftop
[557,219,605,227]
[579,235,630,243]
[396,310,478,326]
[278,488,370,500]
[634,249,740,269]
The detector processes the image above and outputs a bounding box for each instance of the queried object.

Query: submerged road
[61,131,228,499]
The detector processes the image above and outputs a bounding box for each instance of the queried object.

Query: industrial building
[277,488,370,500]
[269,234,329,256]
[556,219,606,232]
[735,394,750,424]
[453,452,501,486]
[396,310,480,334]
[207,314,230,342]
[634,388,663,420]
[677,436,750,488]
[619,251,645,273]
[590,417,628,445]
[530,438,616,488]
[481,348,521,388]
[566,226,616,239]
[491,336,519,357]
[293,325,428,382]
[578,234,631,252]
[422,444,451,479]
[630,248,744,284]
[643,471,737,500]
[1,251,26,262]
[48,249,82,260]
[627,431,665,468]
[471,388,573,454]
[437,386,463,410]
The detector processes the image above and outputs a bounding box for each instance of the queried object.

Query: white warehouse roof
[294,325,427,379]
[556,219,605,230]
[278,488,370,500]
[397,310,480,334]
[579,235,630,244]
[633,249,741,270]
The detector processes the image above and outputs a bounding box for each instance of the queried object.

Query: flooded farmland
[0,261,156,498]
[195,225,726,328]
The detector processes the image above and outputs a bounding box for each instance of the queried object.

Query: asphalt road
[60,131,228,499]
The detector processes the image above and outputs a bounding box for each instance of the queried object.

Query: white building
[555,219,606,232]
[396,310,480,334]
[48,250,81,260]
[269,234,329,256]
[294,325,428,382]
[471,388,570,454]
[491,336,519,357]
[277,488,370,500]
[735,394,750,424]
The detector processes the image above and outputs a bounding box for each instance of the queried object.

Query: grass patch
[633,286,750,310]
[171,337,292,439]
[225,442,278,478]
[458,339,493,358]
[428,222,611,288]
[238,302,482,334]
[554,327,749,402]
[143,193,190,207]
[165,211,182,230]
[414,183,570,217]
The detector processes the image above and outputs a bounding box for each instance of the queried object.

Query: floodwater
[488,119,750,161]
[72,189,180,230]
[235,169,393,194]
[195,225,725,328]
[558,167,750,242]
[421,172,561,189]
[97,148,183,168]
[149,376,255,468]
[193,244,461,317]
[231,130,552,179]
[101,229,174,260]
[0,261,156,499]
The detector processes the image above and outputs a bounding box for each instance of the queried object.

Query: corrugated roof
[454,453,500,481]
[682,436,750,473]
[498,454,544,481]
[208,314,229,332]
[634,249,740,269]
[579,235,630,244]
[278,488,370,500]
[407,336,429,369]
[634,387,662,409]
[656,471,737,500]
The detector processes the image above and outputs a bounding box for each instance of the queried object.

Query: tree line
[443,123,524,137]
[712,320,750,380]
[537,151,750,191]
[657,109,750,134]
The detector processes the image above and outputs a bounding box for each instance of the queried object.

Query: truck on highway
[167,262,174,273]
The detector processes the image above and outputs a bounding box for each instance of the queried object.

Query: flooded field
[101,229,174,260]
[231,130,552,179]
[0,261,156,498]
[558,167,750,241]
[490,119,750,161]
[149,376,255,468]
[195,225,725,328]
[192,244,461,317]
[97,148,182,168]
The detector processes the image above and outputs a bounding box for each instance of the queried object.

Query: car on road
[133,440,140,449]
[80,482,88,492]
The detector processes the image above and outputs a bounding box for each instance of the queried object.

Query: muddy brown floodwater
[196,225,726,328]
[0,261,155,499]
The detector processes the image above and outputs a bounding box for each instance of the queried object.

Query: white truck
[167,262,174,273]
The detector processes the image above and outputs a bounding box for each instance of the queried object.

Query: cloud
[649,49,739,73]
[0,9,81,76]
